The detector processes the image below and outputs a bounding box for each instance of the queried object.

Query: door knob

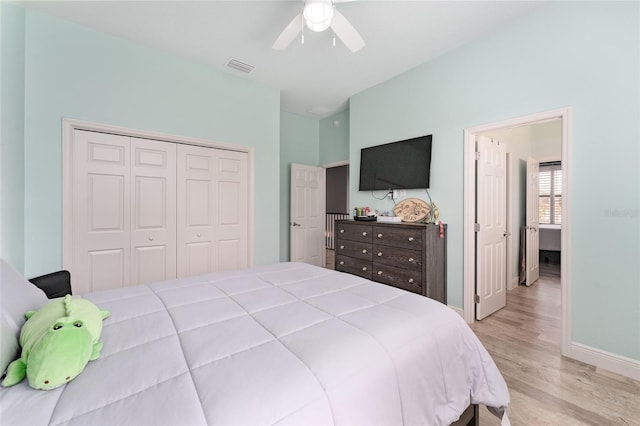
[291,222,301,227]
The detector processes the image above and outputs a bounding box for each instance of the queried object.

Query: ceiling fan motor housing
[303,0,334,32]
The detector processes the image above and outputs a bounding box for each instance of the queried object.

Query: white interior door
[130,138,177,285]
[177,145,248,277]
[526,157,540,286]
[476,136,508,320]
[290,163,325,266]
[73,130,131,294]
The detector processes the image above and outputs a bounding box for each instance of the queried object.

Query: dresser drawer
[336,255,372,280]
[373,226,423,249]
[336,222,373,243]
[336,239,373,261]
[372,262,423,294]
[373,244,422,271]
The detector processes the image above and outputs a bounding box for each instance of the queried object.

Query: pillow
[1,258,48,374]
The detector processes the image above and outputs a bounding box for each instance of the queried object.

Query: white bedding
[1,262,509,425]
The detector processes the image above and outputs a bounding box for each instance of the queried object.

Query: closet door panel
[88,249,125,292]
[73,130,130,294]
[177,144,218,277]
[216,151,248,271]
[131,138,177,285]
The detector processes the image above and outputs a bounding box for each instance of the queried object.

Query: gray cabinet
[335,220,447,304]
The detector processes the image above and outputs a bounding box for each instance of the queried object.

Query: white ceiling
[15,0,545,119]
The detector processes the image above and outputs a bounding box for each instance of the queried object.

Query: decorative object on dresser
[392,198,431,223]
[335,220,447,304]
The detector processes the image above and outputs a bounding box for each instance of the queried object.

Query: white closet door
[73,130,131,294]
[215,149,248,271]
[130,138,177,285]
[177,145,248,277]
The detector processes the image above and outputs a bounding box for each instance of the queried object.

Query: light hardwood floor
[324,251,640,425]
[472,263,640,426]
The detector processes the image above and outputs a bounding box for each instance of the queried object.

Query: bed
[1,259,509,426]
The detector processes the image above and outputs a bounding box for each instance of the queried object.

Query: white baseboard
[448,305,464,318]
[569,342,640,381]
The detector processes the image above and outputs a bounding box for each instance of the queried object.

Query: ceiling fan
[272,0,365,52]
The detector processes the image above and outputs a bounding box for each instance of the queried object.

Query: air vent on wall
[226,58,255,74]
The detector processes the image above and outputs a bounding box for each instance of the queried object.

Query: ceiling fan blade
[330,9,365,52]
[272,13,303,50]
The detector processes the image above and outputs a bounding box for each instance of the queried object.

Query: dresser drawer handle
[377,252,383,257]
[377,233,383,238]
[408,237,414,242]
[362,249,367,254]
[339,245,344,249]
[362,266,367,272]
[339,261,344,266]
[377,270,383,275]
[408,257,414,262]
[339,229,345,233]
[408,278,414,284]
[362,231,368,236]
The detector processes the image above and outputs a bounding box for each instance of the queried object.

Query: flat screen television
[359,135,432,191]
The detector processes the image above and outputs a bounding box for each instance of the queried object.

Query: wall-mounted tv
[359,135,432,191]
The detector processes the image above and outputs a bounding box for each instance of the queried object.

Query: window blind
[539,162,562,225]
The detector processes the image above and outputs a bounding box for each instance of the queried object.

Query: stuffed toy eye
[73,321,83,328]
[53,323,63,330]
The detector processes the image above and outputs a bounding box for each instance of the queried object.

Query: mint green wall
[350,2,639,360]
[319,110,349,165]
[279,111,319,261]
[19,9,280,277]
[0,3,26,272]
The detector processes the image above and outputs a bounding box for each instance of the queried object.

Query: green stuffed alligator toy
[1,295,110,390]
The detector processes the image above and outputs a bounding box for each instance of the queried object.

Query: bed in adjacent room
[1,259,509,426]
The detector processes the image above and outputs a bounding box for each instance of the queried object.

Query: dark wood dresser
[334,220,447,304]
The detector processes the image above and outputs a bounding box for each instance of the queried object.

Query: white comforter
[1,262,508,425]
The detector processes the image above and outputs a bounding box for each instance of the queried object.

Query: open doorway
[463,107,572,357]
[480,119,562,289]
[324,162,349,269]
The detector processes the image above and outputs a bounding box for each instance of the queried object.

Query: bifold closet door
[130,137,177,285]
[72,130,177,293]
[177,144,248,277]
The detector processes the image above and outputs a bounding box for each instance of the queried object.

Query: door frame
[62,117,255,273]
[462,107,572,357]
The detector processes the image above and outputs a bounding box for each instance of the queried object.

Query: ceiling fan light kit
[303,0,334,32]
[272,0,365,53]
